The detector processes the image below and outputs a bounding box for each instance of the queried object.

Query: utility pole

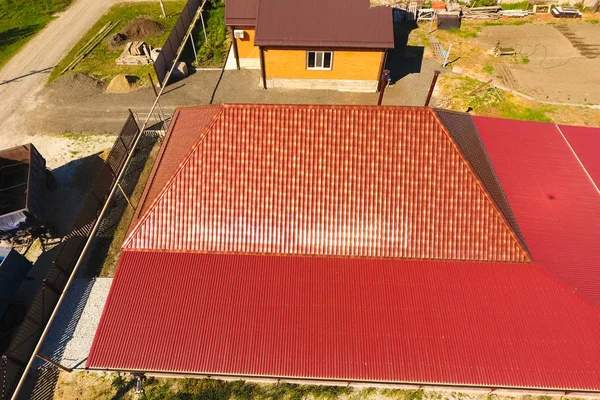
[424,70,441,107]
[377,69,391,106]
[159,0,166,18]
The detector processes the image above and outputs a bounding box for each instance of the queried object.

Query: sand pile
[105,75,138,93]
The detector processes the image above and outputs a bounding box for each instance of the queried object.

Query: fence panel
[153,0,201,85]
[0,112,141,400]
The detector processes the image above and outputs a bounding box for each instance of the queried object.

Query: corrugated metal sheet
[558,124,600,189]
[125,105,529,263]
[435,109,528,253]
[133,106,221,223]
[87,251,600,390]
[254,0,394,48]
[224,0,259,26]
[474,116,600,305]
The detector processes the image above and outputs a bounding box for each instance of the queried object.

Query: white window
[307,51,333,70]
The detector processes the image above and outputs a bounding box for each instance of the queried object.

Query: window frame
[306,51,333,71]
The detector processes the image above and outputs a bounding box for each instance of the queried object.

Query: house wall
[263,48,383,81]
[234,26,260,59]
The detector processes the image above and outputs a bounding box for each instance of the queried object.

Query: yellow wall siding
[264,49,382,80]
[234,26,260,59]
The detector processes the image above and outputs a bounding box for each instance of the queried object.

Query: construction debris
[499,9,533,17]
[552,6,583,17]
[116,41,153,65]
[463,6,501,19]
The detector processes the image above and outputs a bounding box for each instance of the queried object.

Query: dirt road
[0,0,118,146]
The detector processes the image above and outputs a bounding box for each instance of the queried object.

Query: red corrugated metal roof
[124,105,529,263]
[558,124,600,190]
[474,117,600,305]
[254,0,394,48]
[133,106,221,222]
[87,251,600,391]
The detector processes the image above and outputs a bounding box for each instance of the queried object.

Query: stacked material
[499,9,533,17]
[463,5,501,19]
[552,6,583,17]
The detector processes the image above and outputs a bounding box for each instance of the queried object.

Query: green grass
[482,19,531,26]
[447,26,481,38]
[483,64,494,75]
[521,56,529,64]
[0,0,73,69]
[195,0,229,68]
[587,19,599,24]
[443,75,554,123]
[48,1,185,84]
[498,0,530,9]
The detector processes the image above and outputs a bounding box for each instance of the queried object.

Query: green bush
[197,2,227,67]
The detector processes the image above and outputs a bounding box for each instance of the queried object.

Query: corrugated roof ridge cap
[429,108,533,263]
[555,123,600,196]
[125,109,183,228]
[222,103,430,111]
[122,105,226,249]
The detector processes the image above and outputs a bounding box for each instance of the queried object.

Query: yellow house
[225,0,394,92]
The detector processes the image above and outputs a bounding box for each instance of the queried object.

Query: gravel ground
[39,278,113,369]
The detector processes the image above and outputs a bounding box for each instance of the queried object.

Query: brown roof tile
[224,0,259,26]
[254,0,394,48]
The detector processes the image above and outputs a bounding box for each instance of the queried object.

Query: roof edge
[123,105,225,248]
[429,108,532,263]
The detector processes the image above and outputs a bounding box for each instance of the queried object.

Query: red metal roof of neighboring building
[224,0,259,26]
[253,0,394,48]
[557,124,600,189]
[474,117,600,305]
[87,251,600,391]
[124,105,529,263]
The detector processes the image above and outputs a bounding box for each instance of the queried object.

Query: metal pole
[377,69,391,106]
[424,70,441,107]
[189,34,199,66]
[9,3,208,399]
[34,354,73,373]
[200,10,208,43]
[148,73,166,122]
[118,183,135,211]
[442,43,452,67]
[158,0,166,18]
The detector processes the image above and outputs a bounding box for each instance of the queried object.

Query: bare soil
[432,19,600,105]
[477,23,600,104]
[120,16,165,41]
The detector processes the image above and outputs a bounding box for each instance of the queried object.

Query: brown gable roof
[124,104,529,263]
[254,0,394,48]
[224,0,259,26]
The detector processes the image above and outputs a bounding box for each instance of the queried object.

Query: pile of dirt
[51,73,106,93]
[120,17,165,41]
[106,33,128,50]
[105,75,139,93]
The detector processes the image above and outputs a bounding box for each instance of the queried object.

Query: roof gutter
[84,368,600,397]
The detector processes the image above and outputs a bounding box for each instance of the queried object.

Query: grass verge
[0,0,72,69]
[195,0,230,68]
[438,74,555,122]
[54,372,588,400]
[48,1,185,85]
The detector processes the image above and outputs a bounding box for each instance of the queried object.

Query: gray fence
[0,112,141,400]
[153,0,201,86]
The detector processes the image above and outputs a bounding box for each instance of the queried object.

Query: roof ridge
[122,105,226,248]
[428,109,532,263]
